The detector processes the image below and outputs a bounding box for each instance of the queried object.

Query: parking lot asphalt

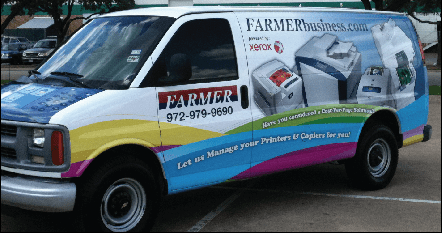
[1,95,440,232]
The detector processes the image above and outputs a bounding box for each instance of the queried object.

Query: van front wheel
[100,177,147,231]
[75,156,159,232]
[345,124,398,190]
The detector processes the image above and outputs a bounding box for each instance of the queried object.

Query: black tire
[345,124,398,190]
[75,155,160,232]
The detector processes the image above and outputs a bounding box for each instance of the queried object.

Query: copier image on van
[357,66,395,108]
[252,60,304,116]
[294,34,362,107]
[371,18,416,110]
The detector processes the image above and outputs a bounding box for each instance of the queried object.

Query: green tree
[361,0,440,15]
[32,0,135,44]
[1,0,39,35]
[361,0,441,65]
[360,0,384,10]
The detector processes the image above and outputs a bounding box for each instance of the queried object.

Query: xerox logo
[274,41,284,54]
[249,44,272,51]
[249,42,283,53]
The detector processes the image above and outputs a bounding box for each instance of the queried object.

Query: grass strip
[1,80,12,85]
[429,86,441,95]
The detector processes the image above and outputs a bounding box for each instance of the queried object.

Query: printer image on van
[252,60,304,116]
[357,66,395,108]
[371,18,416,110]
[294,34,362,107]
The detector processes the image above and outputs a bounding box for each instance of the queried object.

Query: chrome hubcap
[367,138,391,178]
[101,178,146,232]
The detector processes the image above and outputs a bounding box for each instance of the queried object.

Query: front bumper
[1,171,76,212]
[1,57,13,63]
[22,57,45,63]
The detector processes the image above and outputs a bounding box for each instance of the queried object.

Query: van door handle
[240,85,249,109]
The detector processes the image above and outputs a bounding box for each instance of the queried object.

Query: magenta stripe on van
[403,125,425,140]
[151,145,182,153]
[62,159,93,178]
[62,146,182,178]
[232,142,358,180]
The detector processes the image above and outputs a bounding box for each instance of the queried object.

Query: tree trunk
[52,13,65,45]
[361,0,372,10]
[372,0,384,10]
[0,8,21,35]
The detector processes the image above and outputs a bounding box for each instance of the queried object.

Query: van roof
[102,6,405,18]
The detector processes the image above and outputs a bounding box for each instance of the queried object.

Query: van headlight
[33,128,45,147]
[22,52,27,57]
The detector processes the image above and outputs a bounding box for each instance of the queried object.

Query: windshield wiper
[23,69,42,83]
[51,71,83,78]
[49,71,90,88]
[29,69,41,75]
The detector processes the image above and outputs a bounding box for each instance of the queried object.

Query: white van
[1,6,433,232]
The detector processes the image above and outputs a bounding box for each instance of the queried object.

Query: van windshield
[37,16,175,89]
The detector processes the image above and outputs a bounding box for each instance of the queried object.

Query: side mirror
[168,53,192,83]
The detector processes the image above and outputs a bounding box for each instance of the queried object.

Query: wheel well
[77,144,168,196]
[360,110,403,148]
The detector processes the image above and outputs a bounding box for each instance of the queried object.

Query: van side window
[144,19,238,87]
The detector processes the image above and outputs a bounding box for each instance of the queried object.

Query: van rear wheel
[75,155,159,232]
[345,124,398,190]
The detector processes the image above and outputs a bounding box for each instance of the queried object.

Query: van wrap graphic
[58,98,427,183]
[158,86,238,110]
[61,113,425,179]
[161,121,424,193]
[162,124,361,192]
[62,95,428,185]
[1,83,103,123]
[403,125,425,147]
[228,104,382,134]
[232,142,358,180]
[159,96,426,192]
[2,13,429,198]
[245,18,369,33]
[57,92,427,192]
[68,119,163,164]
[159,103,379,192]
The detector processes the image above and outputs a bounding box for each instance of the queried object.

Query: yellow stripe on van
[403,134,424,147]
[159,122,225,146]
[69,119,161,163]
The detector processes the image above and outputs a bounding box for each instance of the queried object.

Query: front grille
[1,121,70,172]
[1,147,17,159]
[26,53,39,57]
[1,124,17,137]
